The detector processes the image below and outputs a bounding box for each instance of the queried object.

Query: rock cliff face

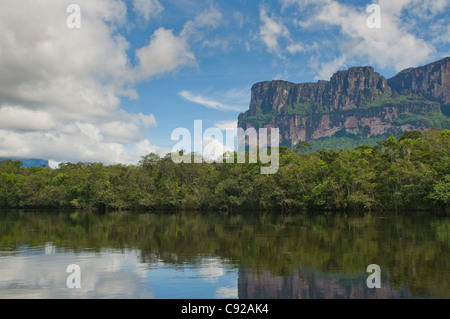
[238,57,450,147]
[388,57,450,105]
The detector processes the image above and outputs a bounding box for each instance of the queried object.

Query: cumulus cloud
[0,126,167,165]
[259,7,290,55]
[0,1,132,115]
[135,7,223,81]
[0,0,202,165]
[132,0,164,21]
[281,0,438,80]
[136,28,196,79]
[0,106,57,131]
[100,113,157,144]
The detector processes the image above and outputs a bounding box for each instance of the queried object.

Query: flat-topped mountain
[238,57,450,147]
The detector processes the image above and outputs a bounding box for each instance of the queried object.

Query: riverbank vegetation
[1,128,449,212]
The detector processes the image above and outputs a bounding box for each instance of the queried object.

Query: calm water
[0,210,448,299]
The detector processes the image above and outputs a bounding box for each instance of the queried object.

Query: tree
[139,153,161,170]
[430,175,450,210]
[293,141,312,155]
[399,130,423,142]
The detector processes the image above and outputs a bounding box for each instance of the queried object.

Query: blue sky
[0,0,449,166]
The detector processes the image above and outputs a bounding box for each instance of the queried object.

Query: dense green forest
[1,128,450,212]
[305,134,391,152]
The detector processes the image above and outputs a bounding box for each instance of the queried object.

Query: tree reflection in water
[0,210,448,298]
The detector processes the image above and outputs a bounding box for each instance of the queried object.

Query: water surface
[0,210,448,299]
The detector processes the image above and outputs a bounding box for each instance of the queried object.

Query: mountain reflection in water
[0,210,448,299]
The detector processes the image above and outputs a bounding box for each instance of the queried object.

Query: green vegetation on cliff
[305,134,391,152]
[243,112,276,128]
[239,58,450,148]
[1,129,450,212]
[393,111,450,128]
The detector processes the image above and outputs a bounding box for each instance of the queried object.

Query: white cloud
[181,7,223,39]
[0,106,57,131]
[0,126,168,165]
[214,120,238,131]
[48,160,61,169]
[135,7,224,80]
[0,2,231,164]
[0,1,132,113]
[287,42,305,54]
[408,0,450,18]
[259,7,290,54]
[100,113,157,144]
[132,0,163,21]
[282,0,437,79]
[431,22,450,45]
[0,0,183,165]
[179,91,246,112]
[136,27,196,80]
[310,55,348,81]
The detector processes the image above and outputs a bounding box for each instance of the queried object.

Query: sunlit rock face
[238,57,450,147]
[387,57,450,106]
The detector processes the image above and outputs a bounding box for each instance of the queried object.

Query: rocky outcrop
[388,57,450,105]
[238,57,450,147]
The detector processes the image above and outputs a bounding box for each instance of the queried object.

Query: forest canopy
[1,128,450,212]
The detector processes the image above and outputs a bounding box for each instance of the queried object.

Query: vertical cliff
[388,57,450,105]
[238,57,450,147]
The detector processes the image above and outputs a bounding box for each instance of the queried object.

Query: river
[0,210,448,299]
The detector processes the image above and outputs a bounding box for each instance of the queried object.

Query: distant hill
[238,57,450,149]
[0,157,49,168]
